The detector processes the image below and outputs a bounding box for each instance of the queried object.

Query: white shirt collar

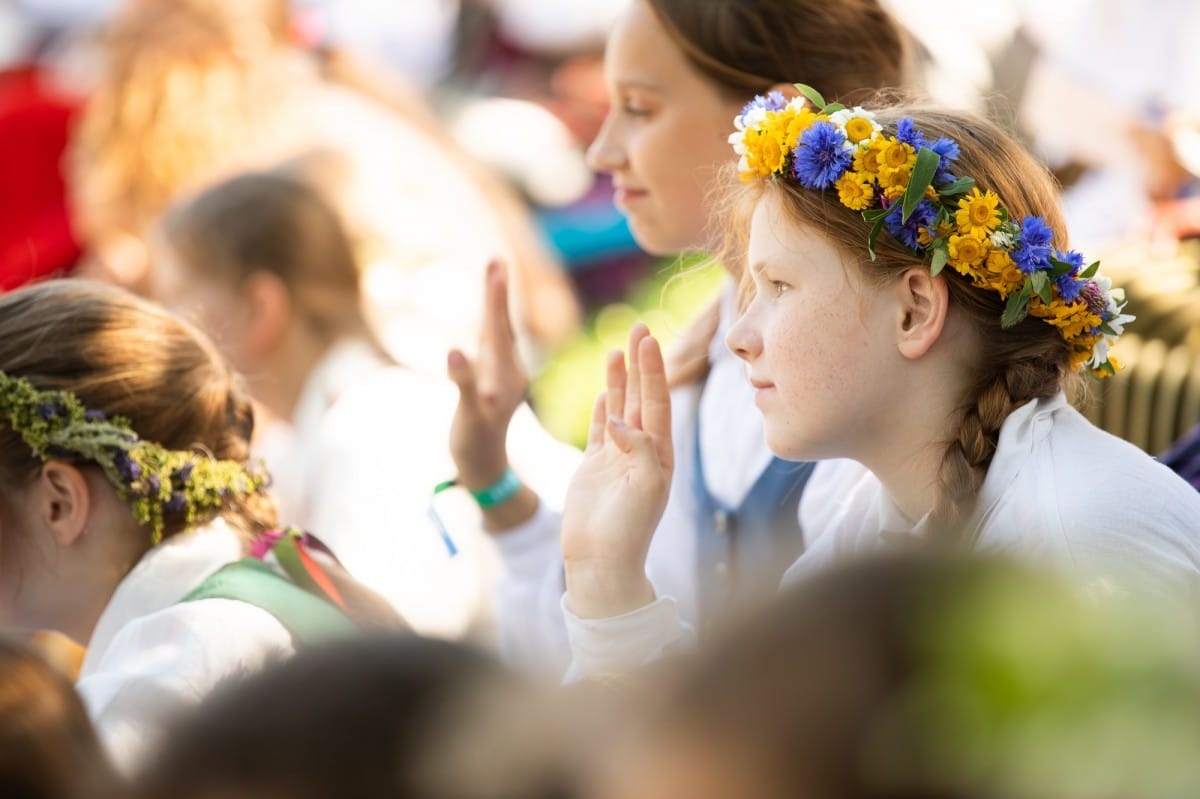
[874,393,1067,539]
[80,518,245,676]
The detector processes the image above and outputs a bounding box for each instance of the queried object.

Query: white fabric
[259,339,580,640]
[77,518,294,773]
[491,280,775,676]
[787,394,1200,589]
[562,393,1200,679]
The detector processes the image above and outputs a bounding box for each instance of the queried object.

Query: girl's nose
[726,307,762,362]
[585,115,625,174]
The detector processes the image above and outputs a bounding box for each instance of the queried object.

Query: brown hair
[0,279,276,542]
[731,100,1082,541]
[649,0,907,387]
[645,0,906,104]
[160,168,375,348]
[0,637,120,799]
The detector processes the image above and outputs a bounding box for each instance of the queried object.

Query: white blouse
[562,393,1200,679]
[77,519,294,773]
[788,393,1200,591]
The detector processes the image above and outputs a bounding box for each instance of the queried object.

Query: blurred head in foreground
[591,553,1200,799]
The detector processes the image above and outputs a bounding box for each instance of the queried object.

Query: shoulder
[1000,404,1200,588]
[77,598,294,772]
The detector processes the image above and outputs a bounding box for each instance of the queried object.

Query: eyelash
[621,101,651,118]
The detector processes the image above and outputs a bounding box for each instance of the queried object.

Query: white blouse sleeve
[77,599,293,774]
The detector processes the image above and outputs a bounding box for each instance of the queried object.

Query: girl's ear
[35,462,92,547]
[240,270,292,362]
[893,267,950,360]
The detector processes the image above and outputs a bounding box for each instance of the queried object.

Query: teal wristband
[469,467,522,508]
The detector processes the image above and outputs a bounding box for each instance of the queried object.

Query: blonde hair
[0,280,276,542]
[729,100,1084,540]
[69,0,294,252]
[160,169,375,348]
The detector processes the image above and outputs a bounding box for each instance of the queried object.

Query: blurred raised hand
[562,324,673,618]
[447,260,538,529]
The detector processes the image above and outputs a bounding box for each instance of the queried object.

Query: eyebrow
[615,78,666,95]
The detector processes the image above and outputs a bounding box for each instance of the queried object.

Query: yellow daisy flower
[783,108,818,149]
[877,138,916,189]
[835,171,875,210]
[948,233,988,274]
[746,129,786,176]
[955,188,1003,239]
[853,137,888,176]
[984,250,1024,298]
[844,116,876,144]
[1029,299,1103,341]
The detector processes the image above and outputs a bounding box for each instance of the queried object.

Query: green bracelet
[469,467,522,508]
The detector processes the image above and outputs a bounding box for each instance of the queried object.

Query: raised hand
[447,260,538,529]
[562,324,674,619]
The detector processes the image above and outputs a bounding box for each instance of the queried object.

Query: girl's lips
[613,187,648,209]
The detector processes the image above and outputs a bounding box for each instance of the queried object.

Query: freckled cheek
[771,308,864,401]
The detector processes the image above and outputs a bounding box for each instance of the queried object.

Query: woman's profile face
[586,0,747,256]
[726,193,898,463]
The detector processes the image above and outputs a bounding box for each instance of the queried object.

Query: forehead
[748,193,837,262]
[604,0,704,92]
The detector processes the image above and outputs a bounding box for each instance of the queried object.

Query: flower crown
[0,370,268,544]
[729,85,1133,376]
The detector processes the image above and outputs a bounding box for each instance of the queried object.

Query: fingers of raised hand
[480,258,522,370]
[637,335,674,472]
[604,348,627,427]
[446,349,477,401]
[586,392,607,453]
[624,323,650,429]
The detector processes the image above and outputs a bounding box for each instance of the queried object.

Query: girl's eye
[771,280,790,297]
[619,97,653,118]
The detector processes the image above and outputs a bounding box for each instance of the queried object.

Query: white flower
[729,130,747,155]
[990,227,1016,249]
[735,106,769,132]
[828,107,881,153]
[786,96,811,113]
[1088,336,1113,369]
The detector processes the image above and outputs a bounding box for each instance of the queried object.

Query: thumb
[447,349,478,402]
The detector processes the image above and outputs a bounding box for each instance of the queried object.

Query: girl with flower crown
[0,280,400,772]
[446,0,907,676]
[555,95,1200,677]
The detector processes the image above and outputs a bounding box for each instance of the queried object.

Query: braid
[930,357,1063,544]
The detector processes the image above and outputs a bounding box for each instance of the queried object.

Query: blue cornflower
[147,473,161,495]
[884,199,938,251]
[741,91,788,116]
[1053,249,1085,301]
[792,121,852,189]
[113,450,142,482]
[37,401,57,420]
[165,492,187,513]
[929,136,960,183]
[895,118,928,150]
[84,408,107,422]
[172,462,195,483]
[1011,216,1054,274]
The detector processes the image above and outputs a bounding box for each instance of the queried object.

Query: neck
[249,320,336,423]
[857,363,976,527]
[56,492,151,646]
